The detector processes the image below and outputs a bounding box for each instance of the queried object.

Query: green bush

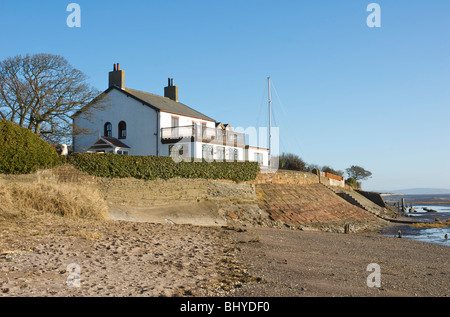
[67,153,259,182]
[278,152,307,171]
[345,177,361,189]
[0,120,61,174]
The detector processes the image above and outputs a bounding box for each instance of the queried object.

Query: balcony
[161,125,245,147]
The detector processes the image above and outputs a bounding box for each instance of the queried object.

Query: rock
[165,218,175,225]
[299,227,320,232]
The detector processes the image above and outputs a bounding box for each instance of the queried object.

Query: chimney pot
[109,64,125,89]
[164,78,178,102]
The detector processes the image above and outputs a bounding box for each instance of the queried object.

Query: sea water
[382,195,450,247]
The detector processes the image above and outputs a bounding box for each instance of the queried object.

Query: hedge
[67,153,259,182]
[0,120,61,174]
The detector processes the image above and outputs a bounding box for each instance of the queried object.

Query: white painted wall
[73,89,158,155]
[159,111,215,129]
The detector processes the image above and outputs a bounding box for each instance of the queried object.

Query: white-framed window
[104,122,112,137]
[201,122,207,139]
[202,144,214,161]
[254,153,263,165]
[229,148,239,161]
[118,121,127,139]
[171,116,179,137]
[117,150,129,155]
[217,147,225,161]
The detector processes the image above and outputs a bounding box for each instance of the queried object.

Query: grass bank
[0,181,108,221]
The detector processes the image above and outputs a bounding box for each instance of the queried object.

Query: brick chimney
[109,63,125,89]
[164,78,178,102]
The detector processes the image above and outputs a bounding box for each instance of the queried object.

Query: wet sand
[231,225,449,297]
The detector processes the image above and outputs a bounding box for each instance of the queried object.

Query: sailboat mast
[268,76,272,168]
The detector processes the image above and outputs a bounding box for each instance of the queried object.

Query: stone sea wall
[250,169,349,189]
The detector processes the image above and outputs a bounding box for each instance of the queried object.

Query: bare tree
[345,165,372,182]
[0,53,103,143]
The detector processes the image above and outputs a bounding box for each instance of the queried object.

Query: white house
[72,64,269,166]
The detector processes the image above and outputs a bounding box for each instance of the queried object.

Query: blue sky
[1,0,449,191]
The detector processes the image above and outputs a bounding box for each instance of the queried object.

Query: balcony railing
[161,125,245,147]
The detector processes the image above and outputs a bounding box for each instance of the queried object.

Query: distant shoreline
[406,202,450,205]
[381,193,450,196]
[379,191,450,195]
[381,193,450,206]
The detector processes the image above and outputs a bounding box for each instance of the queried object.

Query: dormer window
[118,121,127,139]
[104,122,112,137]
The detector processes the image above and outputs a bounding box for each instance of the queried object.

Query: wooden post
[344,224,350,234]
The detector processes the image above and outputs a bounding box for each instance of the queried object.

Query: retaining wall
[256,183,379,225]
[251,170,347,188]
[355,190,388,208]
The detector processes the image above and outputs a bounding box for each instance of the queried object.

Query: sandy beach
[0,211,238,297]
[1,209,448,297]
[1,169,448,297]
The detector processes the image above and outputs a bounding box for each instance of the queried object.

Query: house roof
[124,88,215,122]
[102,136,130,148]
[72,86,216,122]
[215,122,231,129]
[88,136,130,150]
